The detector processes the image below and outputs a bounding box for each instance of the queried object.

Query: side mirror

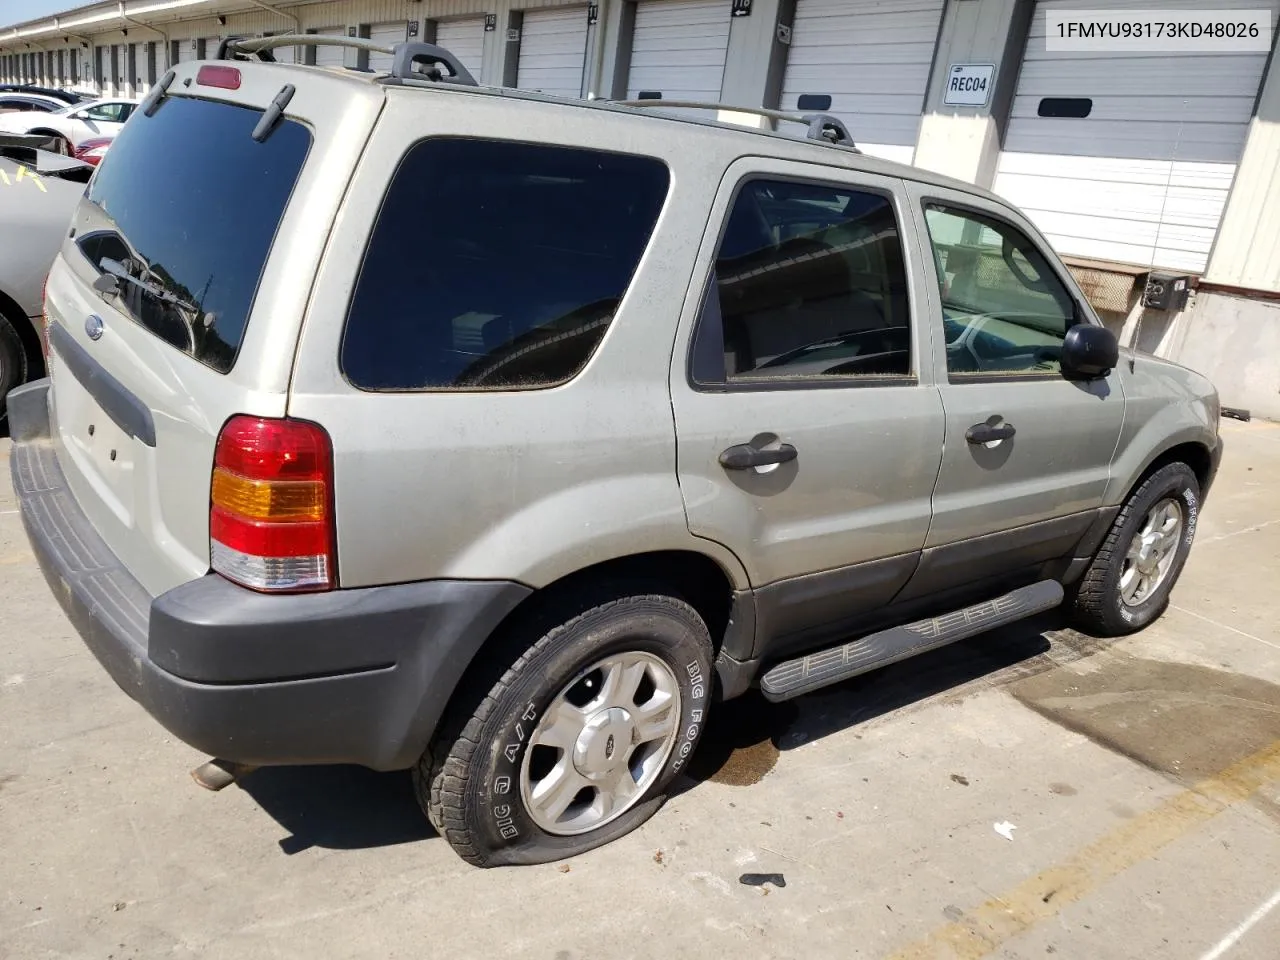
[69,110,87,120]
[1061,323,1119,380]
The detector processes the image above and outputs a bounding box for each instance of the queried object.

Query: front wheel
[1070,462,1200,636]
[416,591,714,867]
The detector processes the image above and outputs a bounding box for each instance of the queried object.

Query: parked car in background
[0,97,137,153]
[0,134,93,423]
[0,93,65,114]
[0,83,87,106]
[73,136,112,166]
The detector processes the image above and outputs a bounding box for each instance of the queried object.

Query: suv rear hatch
[42,62,383,597]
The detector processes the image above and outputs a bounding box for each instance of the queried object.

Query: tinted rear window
[80,95,311,373]
[341,139,669,391]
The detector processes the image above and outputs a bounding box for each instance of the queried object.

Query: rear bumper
[9,380,530,770]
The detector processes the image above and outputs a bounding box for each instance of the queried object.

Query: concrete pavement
[1,420,1278,960]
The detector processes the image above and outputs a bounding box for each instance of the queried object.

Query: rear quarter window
[340,138,670,391]
[80,95,311,373]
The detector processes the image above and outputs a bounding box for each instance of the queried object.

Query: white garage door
[312,28,346,69]
[368,21,407,72]
[627,0,731,102]
[132,42,149,96]
[779,0,945,164]
[436,17,487,83]
[517,6,590,98]
[993,0,1280,273]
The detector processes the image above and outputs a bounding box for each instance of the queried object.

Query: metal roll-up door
[312,28,346,69]
[368,21,407,72]
[993,0,1280,272]
[626,0,731,103]
[133,42,148,95]
[435,17,486,82]
[517,6,590,98]
[779,0,944,164]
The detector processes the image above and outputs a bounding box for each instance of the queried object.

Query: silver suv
[9,37,1221,868]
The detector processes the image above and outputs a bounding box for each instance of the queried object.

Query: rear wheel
[31,131,70,155]
[0,311,30,427]
[416,590,714,867]
[1070,462,1200,636]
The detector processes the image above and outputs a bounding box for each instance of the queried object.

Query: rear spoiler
[216,34,478,87]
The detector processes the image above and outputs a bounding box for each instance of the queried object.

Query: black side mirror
[1061,323,1119,380]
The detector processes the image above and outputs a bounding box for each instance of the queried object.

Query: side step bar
[759,580,1064,702]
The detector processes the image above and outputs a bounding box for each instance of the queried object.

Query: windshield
[76,95,311,373]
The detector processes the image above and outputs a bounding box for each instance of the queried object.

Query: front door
[902,182,1126,596]
[671,159,944,655]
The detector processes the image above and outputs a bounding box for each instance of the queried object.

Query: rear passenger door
[670,159,944,657]
[902,182,1126,597]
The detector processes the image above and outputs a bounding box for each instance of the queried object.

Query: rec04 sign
[944,63,996,106]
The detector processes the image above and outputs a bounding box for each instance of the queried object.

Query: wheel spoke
[530,759,587,823]
[633,688,678,746]
[617,659,649,707]
[533,699,586,751]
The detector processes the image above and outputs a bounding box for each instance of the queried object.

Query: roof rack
[218,34,478,86]
[610,99,858,151]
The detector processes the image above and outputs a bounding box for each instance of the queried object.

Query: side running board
[759,580,1064,702]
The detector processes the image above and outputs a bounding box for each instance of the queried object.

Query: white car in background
[0,97,138,152]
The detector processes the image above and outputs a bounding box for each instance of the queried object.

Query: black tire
[0,311,30,427]
[1070,462,1200,636]
[416,589,714,867]
[32,131,70,155]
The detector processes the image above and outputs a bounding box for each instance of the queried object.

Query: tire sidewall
[464,599,713,866]
[1108,465,1200,630]
[0,313,30,424]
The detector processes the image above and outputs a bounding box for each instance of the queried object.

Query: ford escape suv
[9,37,1221,868]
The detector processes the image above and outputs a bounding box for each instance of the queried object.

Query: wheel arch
[0,285,45,380]
[397,549,746,770]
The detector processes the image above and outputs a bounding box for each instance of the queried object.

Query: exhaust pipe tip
[191,758,258,792]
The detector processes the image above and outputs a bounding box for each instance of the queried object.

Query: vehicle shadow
[677,613,1070,793]
[235,613,1080,853]
[236,763,433,855]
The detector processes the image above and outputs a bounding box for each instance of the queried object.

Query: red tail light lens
[197,65,242,90]
[210,416,336,592]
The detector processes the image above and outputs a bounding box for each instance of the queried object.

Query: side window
[341,139,669,391]
[694,178,912,384]
[923,204,1077,378]
[85,102,125,122]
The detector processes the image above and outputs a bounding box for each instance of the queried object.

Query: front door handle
[719,442,798,470]
[966,421,1016,444]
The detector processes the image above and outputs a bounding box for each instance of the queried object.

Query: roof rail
[219,34,478,86]
[610,99,858,151]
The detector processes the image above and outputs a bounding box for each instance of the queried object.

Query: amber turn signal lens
[211,471,325,522]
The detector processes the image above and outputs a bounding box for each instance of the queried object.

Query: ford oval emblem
[85,314,104,341]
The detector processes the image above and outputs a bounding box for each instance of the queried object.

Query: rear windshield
[79,95,311,373]
[341,139,669,391]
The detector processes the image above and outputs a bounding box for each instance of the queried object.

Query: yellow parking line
[888,739,1280,960]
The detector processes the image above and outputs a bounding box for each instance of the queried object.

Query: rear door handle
[719,442,798,470]
[966,421,1016,444]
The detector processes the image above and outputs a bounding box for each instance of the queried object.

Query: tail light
[73,137,112,166]
[210,416,336,592]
